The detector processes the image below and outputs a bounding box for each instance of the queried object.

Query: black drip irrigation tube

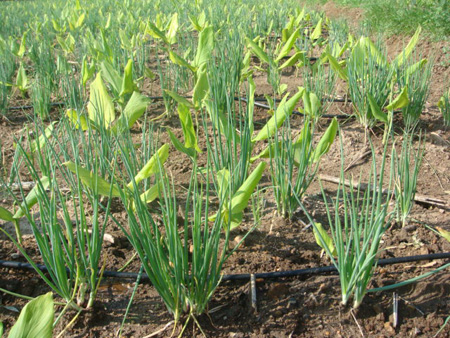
[1,252,449,283]
[7,102,65,111]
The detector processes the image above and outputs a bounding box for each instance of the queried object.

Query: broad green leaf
[169,51,196,73]
[245,37,270,64]
[253,88,304,142]
[311,117,338,163]
[113,92,149,132]
[87,73,115,128]
[294,8,305,26]
[100,62,121,96]
[337,41,350,58]
[119,59,135,97]
[127,144,169,190]
[29,122,57,154]
[368,94,388,124]
[66,109,89,131]
[310,18,323,41]
[326,53,347,81]
[13,176,50,219]
[250,142,278,162]
[178,103,201,153]
[164,89,194,109]
[0,206,13,222]
[386,86,409,111]
[17,31,28,58]
[64,162,120,197]
[167,129,196,158]
[293,122,312,166]
[8,292,53,338]
[81,57,95,88]
[394,26,422,67]
[166,13,178,45]
[16,63,28,92]
[193,65,209,108]
[360,37,386,65]
[278,51,305,70]
[189,13,203,32]
[228,162,266,229]
[302,91,320,118]
[275,28,300,62]
[75,12,86,29]
[216,168,230,201]
[140,182,161,204]
[313,223,337,256]
[406,59,427,79]
[145,21,168,44]
[193,26,214,69]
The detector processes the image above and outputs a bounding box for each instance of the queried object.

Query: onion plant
[31,73,52,120]
[391,131,425,227]
[347,40,393,131]
[302,63,337,120]
[266,117,338,219]
[2,143,113,314]
[397,58,432,130]
[203,38,251,195]
[438,88,450,126]
[116,157,234,332]
[313,138,394,309]
[0,51,15,115]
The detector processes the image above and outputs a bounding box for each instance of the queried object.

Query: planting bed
[0,0,449,337]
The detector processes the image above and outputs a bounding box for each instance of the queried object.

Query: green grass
[301,0,450,39]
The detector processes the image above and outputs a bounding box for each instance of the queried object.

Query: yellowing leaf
[313,222,337,256]
[310,18,323,41]
[178,103,201,153]
[13,176,50,219]
[64,162,120,197]
[66,109,88,131]
[127,144,169,190]
[311,118,338,163]
[436,227,450,242]
[386,86,409,111]
[87,73,115,128]
[253,88,304,142]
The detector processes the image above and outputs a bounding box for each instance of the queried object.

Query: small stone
[10,253,20,260]
[403,224,417,232]
[267,283,290,300]
[384,322,395,335]
[234,235,243,245]
[373,304,383,314]
[274,310,283,318]
[317,282,329,293]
